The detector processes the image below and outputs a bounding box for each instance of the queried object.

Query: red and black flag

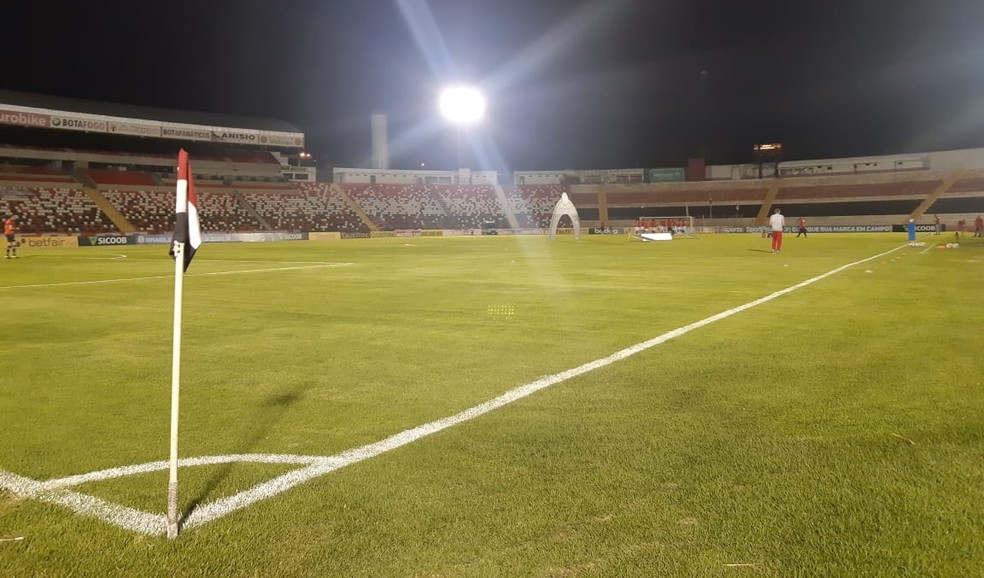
[169,149,202,271]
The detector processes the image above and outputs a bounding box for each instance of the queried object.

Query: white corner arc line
[0,245,904,536]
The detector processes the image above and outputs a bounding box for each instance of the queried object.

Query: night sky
[4,0,984,172]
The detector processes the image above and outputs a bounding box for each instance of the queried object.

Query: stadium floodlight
[438,85,486,170]
[438,86,486,126]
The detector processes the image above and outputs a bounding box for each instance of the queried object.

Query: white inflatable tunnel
[548,192,581,240]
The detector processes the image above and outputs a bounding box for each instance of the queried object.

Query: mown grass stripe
[0,244,905,536]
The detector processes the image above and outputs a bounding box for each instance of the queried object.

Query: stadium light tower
[438,85,486,169]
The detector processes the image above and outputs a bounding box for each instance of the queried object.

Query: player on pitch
[769,207,785,254]
[4,215,18,259]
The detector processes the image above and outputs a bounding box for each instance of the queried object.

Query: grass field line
[38,454,323,490]
[0,244,904,537]
[0,263,353,291]
[65,257,345,265]
[0,468,167,535]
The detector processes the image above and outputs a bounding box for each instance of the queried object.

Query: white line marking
[192,264,351,277]
[0,263,353,290]
[0,468,165,535]
[39,454,320,490]
[0,245,905,536]
[193,259,347,265]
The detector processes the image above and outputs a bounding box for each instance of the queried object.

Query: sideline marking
[0,263,353,291]
[0,245,905,536]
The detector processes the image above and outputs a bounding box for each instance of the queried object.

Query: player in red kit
[4,215,18,259]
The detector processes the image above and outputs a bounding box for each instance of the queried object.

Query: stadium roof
[0,89,301,134]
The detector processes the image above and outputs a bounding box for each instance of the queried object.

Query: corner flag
[167,149,202,539]
[169,149,201,271]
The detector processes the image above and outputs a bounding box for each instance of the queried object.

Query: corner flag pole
[168,238,184,539]
[166,150,201,539]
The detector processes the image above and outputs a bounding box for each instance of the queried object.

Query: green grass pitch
[1,233,982,577]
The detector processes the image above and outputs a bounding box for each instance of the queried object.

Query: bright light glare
[438,86,486,125]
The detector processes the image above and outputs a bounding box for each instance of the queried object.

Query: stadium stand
[429,184,506,229]
[245,183,368,233]
[775,180,942,201]
[2,131,982,236]
[3,172,982,235]
[306,183,370,233]
[604,185,769,206]
[339,183,449,230]
[1,187,117,234]
[83,169,160,187]
[946,175,984,196]
[0,164,78,185]
[100,189,174,234]
[196,191,264,232]
[502,185,564,228]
